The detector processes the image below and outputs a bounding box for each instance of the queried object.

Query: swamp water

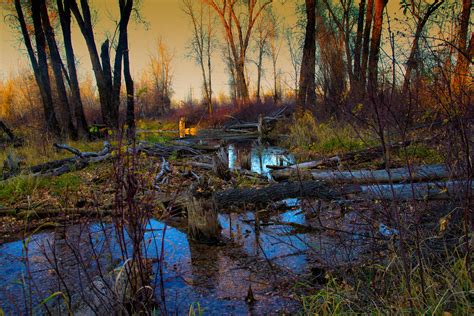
[0,143,369,314]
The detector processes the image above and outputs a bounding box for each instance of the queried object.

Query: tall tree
[360,0,374,88]
[367,0,389,94]
[452,0,473,89]
[39,0,78,139]
[353,0,366,82]
[13,0,61,137]
[298,0,317,109]
[285,27,302,98]
[121,0,135,137]
[71,0,134,128]
[253,8,273,103]
[70,0,113,126]
[183,0,215,114]
[204,0,273,103]
[57,0,89,138]
[402,0,445,92]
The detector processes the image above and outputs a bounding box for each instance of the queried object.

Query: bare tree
[268,11,282,102]
[402,0,445,92]
[13,0,61,137]
[285,26,302,98]
[203,0,273,103]
[70,0,113,126]
[39,0,78,139]
[298,0,317,109]
[57,0,89,138]
[253,8,273,103]
[70,0,135,128]
[149,39,174,115]
[183,0,215,115]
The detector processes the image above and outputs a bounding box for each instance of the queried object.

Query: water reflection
[228,143,295,178]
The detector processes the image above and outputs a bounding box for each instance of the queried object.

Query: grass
[299,254,472,315]
[279,111,377,161]
[0,172,82,203]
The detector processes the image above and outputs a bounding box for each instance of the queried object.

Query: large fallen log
[212,179,472,210]
[310,164,449,184]
[272,164,450,183]
[214,181,346,208]
[360,180,473,200]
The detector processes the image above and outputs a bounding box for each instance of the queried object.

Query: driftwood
[1,141,111,180]
[153,157,171,191]
[132,141,202,158]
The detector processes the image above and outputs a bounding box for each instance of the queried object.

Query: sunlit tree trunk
[14,0,61,138]
[452,0,472,89]
[298,0,317,109]
[367,0,388,95]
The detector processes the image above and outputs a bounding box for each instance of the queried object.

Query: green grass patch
[396,144,443,164]
[0,173,82,203]
[284,111,376,158]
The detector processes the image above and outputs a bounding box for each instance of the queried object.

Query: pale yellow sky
[0,0,407,101]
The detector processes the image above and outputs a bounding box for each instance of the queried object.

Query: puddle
[0,143,371,314]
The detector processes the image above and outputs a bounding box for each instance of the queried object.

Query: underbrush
[300,253,472,315]
[278,111,376,161]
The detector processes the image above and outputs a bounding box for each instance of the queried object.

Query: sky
[0,0,404,101]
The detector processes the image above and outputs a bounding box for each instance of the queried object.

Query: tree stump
[212,147,231,180]
[186,181,221,244]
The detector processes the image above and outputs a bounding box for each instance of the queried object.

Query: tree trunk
[15,0,61,137]
[186,194,221,244]
[57,0,89,138]
[256,47,264,103]
[298,0,317,109]
[40,0,78,140]
[29,0,63,138]
[360,0,374,89]
[353,0,366,81]
[452,0,472,88]
[70,0,113,127]
[123,20,135,138]
[367,0,388,95]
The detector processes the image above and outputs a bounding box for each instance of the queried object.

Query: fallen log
[214,179,473,208]
[214,181,345,208]
[310,164,449,184]
[360,180,473,200]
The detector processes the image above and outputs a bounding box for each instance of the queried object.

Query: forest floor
[0,115,471,314]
